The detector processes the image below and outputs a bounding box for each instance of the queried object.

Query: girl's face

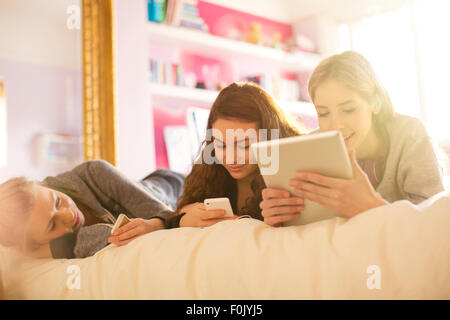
[212,118,259,181]
[25,185,85,250]
[313,78,376,152]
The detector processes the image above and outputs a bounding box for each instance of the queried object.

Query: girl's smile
[226,164,246,173]
[343,132,355,145]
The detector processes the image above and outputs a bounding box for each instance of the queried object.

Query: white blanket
[1,192,450,299]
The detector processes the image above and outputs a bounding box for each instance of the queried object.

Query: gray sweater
[374,114,447,204]
[42,160,181,259]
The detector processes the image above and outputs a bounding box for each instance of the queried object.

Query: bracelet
[166,212,186,229]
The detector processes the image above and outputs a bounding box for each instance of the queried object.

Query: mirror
[0,0,82,180]
[0,0,116,182]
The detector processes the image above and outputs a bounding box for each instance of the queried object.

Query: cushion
[1,191,450,299]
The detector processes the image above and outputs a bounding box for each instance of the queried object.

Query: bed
[1,191,450,300]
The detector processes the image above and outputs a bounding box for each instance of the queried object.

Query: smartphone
[111,213,131,235]
[204,198,234,217]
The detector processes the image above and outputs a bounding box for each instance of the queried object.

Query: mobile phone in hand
[204,198,234,217]
[111,213,131,235]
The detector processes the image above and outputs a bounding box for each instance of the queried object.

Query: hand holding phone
[110,213,131,235]
[204,198,234,217]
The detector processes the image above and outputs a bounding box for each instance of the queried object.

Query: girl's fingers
[294,172,343,189]
[293,181,342,199]
[261,205,303,218]
[299,189,340,210]
[116,225,145,241]
[203,209,227,220]
[262,188,290,200]
[115,238,134,247]
[113,219,140,236]
[260,197,303,210]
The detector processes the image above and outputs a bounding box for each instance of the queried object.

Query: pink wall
[198,0,293,43]
[115,0,157,180]
[0,59,82,181]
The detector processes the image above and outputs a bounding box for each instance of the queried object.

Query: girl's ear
[373,105,380,115]
[371,93,382,115]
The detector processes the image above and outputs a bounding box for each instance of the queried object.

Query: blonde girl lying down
[0,160,185,259]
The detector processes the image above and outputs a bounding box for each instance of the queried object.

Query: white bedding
[1,192,450,299]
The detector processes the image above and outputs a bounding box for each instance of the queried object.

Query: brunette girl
[171,82,305,227]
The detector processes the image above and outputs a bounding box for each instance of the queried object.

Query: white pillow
[2,192,450,299]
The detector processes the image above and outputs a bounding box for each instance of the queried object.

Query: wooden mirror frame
[82,0,116,165]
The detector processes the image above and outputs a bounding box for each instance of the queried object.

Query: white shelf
[147,22,322,72]
[149,83,218,104]
[149,83,317,116]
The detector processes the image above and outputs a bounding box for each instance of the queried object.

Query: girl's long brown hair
[176,82,304,220]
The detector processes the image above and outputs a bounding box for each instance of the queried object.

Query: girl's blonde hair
[0,177,37,248]
[308,50,396,127]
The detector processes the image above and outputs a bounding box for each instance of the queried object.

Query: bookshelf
[149,83,217,103]
[149,83,317,117]
[147,22,322,113]
[147,22,322,72]
[145,8,322,172]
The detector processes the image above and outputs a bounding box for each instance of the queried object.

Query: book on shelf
[179,19,209,32]
[170,0,184,26]
[149,59,183,86]
[244,74,301,102]
[165,0,208,32]
[165,0,175,24]
[148,0,167,23]
[181,3,199,17]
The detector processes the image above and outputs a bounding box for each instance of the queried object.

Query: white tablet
[250,130,353,226]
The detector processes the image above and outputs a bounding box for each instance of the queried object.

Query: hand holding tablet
[289,148,388,219]
[251,131,353,226]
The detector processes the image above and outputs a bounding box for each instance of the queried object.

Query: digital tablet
[250,130,353,226]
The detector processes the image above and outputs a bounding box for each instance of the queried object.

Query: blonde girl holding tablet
[261,51,447,226]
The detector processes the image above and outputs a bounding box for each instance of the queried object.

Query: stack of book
[245,74,301,102]
[149,59,184,86]
[165,0,209,32]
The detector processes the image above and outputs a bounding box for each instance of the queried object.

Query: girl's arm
[261,150,388,225]
[46,224,110,259]
[396,125,447,204]
[70,160,175,224]
[177,202,237,228]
